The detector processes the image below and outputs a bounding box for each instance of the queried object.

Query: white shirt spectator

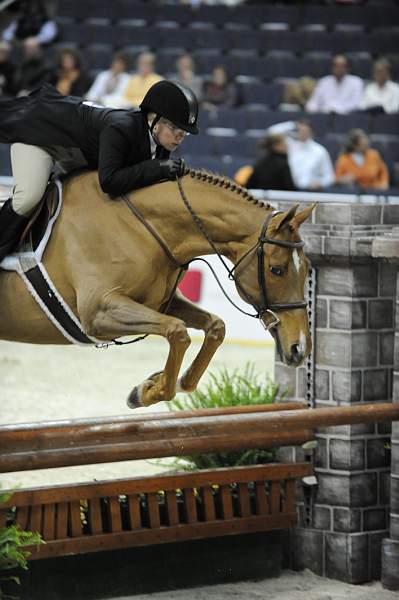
[86,70,130,105]
[359,80,399,114]
[268,121,335,189]
[306,74,364,114]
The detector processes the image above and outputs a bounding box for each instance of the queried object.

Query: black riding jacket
[0,83,170,196]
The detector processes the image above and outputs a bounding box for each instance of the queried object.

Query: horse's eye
[270,266,283,276]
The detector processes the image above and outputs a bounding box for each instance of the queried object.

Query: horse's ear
[292,202,317,228]
[272,204,299,231]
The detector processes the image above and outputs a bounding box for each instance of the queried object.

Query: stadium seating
[1,0,399,188]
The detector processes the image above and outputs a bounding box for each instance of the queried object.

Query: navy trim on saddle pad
[24,265,94,345]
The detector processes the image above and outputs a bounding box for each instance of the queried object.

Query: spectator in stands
[86,51,130,106]
[282,77,316,111]
[175,54,202,101]
[111,52,162,109]
[13,37,52,96]
[50,47,91,97]
[0,42,15,97]
[2,0,57,48]
[359,58,399,114]
[335,128,389,190]
[202,66,239,110]
[242,134,295,191]
[306,55,363,114]
[267,120,335,190]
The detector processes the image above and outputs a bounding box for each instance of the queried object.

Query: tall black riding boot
[0,199,29,262]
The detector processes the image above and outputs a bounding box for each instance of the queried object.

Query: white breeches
[11,143,54,216]
[10,143,88,216]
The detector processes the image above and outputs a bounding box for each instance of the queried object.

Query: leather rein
[121,176,307,333]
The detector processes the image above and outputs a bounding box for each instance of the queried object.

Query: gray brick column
[274,202,398,584]
[373,231,399,591]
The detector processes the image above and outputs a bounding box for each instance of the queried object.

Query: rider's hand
[159,158,186,179]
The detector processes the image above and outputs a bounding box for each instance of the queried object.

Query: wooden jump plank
[202,486,216,522]
[255,481,269,515]
[42,504,56,540]
[0,402,307,452]
[108,497,122,533]
[220,485,233,519]
[88,498,103,536]
[27,512,299,560]
[147,493,160,528]
[0,430,314,473]
[165,491,179,526]
[238,483,251,517]
[0,509,7,528]
[127,494,141,530]
[1,463,313,507]
[183,489,197,524]
[269,482,281,514]
[55,502,68,539]
[15,506,29,531]
[283,479,297,514]
[69,501,82,537]
[29,505,42,534]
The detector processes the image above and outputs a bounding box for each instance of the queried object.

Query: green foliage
[0,491,44,600]
[168,364,285,471]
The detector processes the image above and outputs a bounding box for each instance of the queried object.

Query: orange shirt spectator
[335,129,389,190]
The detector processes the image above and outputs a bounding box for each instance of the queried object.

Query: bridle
[229,210,308,330]
[121,176,308,334]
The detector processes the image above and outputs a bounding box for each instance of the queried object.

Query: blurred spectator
[2,0,57,48]
[243,134,296,190]
[0,42,15,97]
[13,37,52,96]
[50,47,91,97]
[306,55,363,114]
[268,120,335,190]
[175,53,202,101]
[202,66,239,109]
[335,128,389,190]
[110,52,162,108]
[86,51,130,105]
[359,58,399,114]
[282,77,316,111]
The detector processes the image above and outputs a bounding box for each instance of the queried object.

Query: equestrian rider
[0,79,199,262]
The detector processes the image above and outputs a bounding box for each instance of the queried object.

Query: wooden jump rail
[1,401,398,561]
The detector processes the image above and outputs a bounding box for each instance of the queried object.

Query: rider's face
[153,119,188,152]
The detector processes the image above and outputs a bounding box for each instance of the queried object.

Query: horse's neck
[131,176,270,264]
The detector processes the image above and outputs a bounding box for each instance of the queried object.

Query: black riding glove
[158,158,186,180]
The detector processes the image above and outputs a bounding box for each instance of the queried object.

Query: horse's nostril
[291,343,301,360]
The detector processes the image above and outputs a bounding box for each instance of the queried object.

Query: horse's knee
[165,319,191,347]
[207,316,226,342]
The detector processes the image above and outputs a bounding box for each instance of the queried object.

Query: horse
[0,168,315,408]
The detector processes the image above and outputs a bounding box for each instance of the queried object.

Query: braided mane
[186,168,271,210]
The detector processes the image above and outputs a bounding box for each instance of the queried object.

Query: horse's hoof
[176,377,184,393]
[127,384,143,409]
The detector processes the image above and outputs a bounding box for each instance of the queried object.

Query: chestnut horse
[0,169,314,408]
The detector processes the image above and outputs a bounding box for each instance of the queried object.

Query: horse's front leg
[164,291,226,393]
[81,293,191,408]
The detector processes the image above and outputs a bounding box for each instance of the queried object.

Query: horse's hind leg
[82,293,191,408]
[164,291,226,393]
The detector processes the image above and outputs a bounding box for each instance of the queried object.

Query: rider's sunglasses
[160,119,190,138]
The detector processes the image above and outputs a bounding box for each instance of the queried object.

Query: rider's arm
[98,125,170,196]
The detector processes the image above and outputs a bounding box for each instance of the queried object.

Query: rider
[0,79,199,261]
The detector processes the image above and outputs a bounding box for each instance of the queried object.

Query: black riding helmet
[140,80,199,135]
